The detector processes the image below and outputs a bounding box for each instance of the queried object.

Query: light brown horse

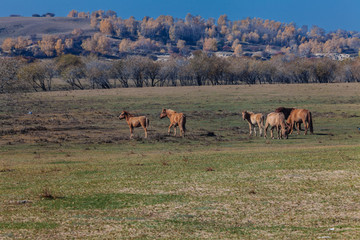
[119,111,149,139]
[160,108,186,137]
[242,111,265,137]
[287,109,313,135]
[264,112,289,139]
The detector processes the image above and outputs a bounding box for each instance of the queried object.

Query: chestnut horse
[242,111,265,136]
[160,108,186,137]
[275,106,302,131]
[264,112,289,139]
[119,111,149,139]
[287,109,313,135]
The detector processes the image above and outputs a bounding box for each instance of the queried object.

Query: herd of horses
[118,107,313,140]
[242,107,314,139]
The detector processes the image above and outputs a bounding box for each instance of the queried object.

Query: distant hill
[0,13,359,60]
[0,17,93,43]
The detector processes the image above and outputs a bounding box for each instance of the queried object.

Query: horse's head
[160,108,167,119]
[241,111,247,120]
[283,123,291,139]
[119,111,128,120]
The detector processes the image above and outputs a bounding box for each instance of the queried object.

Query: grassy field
[1,83,360,239]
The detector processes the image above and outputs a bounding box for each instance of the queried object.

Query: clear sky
[1,0,359,32]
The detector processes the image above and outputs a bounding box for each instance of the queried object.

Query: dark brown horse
[275,107,302,131]
[160,109,186,137]
[275,107,294,119]
[287,109,313,135]
[119,111,149,139]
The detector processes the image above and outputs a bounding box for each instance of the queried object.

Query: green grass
[1,83,360,239]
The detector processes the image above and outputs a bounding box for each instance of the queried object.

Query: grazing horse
[119,111,149,139]
[287,109,313,135]
[242,111,265,137]
[275,106,302,131]
[160,108,186,137]
[275,107,294,119]
[264,112,289,139]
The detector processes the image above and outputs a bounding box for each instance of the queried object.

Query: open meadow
[1,83,360,239]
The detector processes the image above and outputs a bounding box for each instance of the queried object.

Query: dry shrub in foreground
[39,187,63,200]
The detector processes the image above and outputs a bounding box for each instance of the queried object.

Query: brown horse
[264,112,289,139]
[275,106,302,131]
[119,111,149,139]
[287,109,313,135]
[275,107,294,119]
[242,111,265,136]
[160,108,186,137]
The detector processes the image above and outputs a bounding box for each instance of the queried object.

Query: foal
[160,108,186,137]
[242,111,265,137]
[119,111,149,139]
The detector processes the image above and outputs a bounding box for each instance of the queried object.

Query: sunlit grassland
[1,83,360,239]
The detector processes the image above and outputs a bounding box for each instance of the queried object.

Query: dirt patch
[0,111,225,145]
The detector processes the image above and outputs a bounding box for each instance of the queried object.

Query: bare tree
[143,59,161,87]
[110,60,131,88]
[126,56,146,87]
[0,58,25,93]
[17,61,54,91]
[85,59,111,89]
[56,54,85,89]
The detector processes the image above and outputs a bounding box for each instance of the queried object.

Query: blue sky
[1,0,359,32]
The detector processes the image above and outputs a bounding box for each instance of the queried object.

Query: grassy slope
[1,83,360,239]
[0,17,92,43]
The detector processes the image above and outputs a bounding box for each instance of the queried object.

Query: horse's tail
[308,111,313,134]
[261,115,265,128]
[146,117,150,129]
[180,114,186,135]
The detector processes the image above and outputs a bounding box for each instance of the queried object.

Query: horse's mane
[243,110,254,116]
[122,111,134,117]
[166,109,176,114]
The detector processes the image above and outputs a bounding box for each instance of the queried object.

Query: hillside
[0,13,359,60]
[0,17,93,43]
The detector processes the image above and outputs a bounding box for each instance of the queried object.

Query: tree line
[1,10,360,58]
[1,52,359,93]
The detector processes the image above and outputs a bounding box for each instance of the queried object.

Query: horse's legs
[254,125,257,136]
[168,124,173,135]
[258,122,263,137]
[248,123,252,136]
[289,122,294,135]
[174,126,177,136]
[139,123,148,139]
[303,117,308,135]
[129,126,134,139]
[264,123,268,139]
[297,122,302,132]
[179,126,184,137]
[276,125,280,139]
[270,126,274,139]
[144,127,148,138]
